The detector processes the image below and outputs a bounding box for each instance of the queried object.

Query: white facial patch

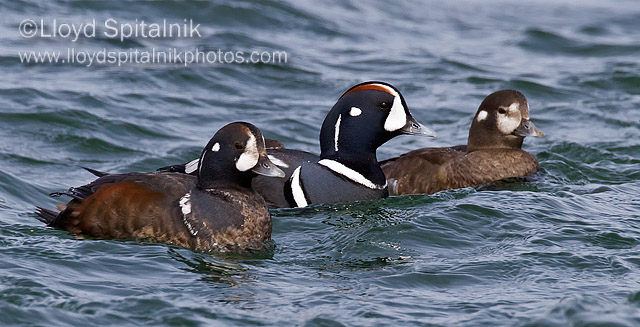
[290,166,308,208]
[334,114,342,152]
[184,159,199,174]
[349,107,362,117]
[236,133,259,172]
[497,103,522,134]
[358,83,407,132]
[346,83,407,132]
[318,159,386,189]
[384,91,407,132]
[267,154,289,168]
[476,110,488,122]
[211,142,220,152]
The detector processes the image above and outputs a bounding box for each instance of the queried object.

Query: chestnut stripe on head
[340,82,408,132]
[340,83,397,99]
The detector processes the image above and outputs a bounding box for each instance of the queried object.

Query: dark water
[1,0,640,326]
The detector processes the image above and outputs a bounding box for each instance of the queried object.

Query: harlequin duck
[36,122,285,252]
[157,82,436,208]
[380,90,543,195]
[271,81,436,207]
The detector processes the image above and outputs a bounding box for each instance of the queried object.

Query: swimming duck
[381,90,543,195]
[37,122,285,252]
[281,81,436,207]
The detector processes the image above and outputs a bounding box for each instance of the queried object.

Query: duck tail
[35,206,60,226]
[82,167,109,177]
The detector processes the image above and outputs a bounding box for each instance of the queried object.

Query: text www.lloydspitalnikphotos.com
[17,18,288,67]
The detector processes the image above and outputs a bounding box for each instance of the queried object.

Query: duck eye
[498,108,507,114]
[234,142,244,150]
[379,102,391,110]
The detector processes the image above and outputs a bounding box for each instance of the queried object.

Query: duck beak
[400,116,437,138]
[513,119,544,138]
[251,154,286,178]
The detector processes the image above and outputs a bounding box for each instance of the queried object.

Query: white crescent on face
[376,84,407,132]
[236,133,259,172]
[497,102,522,134]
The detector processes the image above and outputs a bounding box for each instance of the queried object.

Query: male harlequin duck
[36,122,285,252]
[159,81,437,208]
[281,82,436,207]
[380,90,543,195]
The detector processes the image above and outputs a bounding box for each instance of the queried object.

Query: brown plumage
[36,122,285,252]
[381,90,543,195]
[264,138,286,149]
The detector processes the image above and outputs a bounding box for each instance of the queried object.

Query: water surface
[1,0,639,326]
